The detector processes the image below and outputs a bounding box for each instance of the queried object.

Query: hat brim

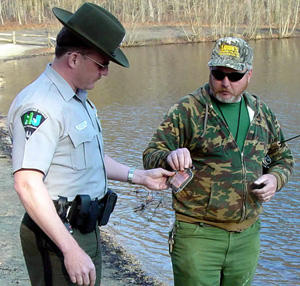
[208,60,245,71]
[53,7,129,68]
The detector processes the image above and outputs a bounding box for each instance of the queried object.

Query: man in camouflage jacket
[143,37,294,286]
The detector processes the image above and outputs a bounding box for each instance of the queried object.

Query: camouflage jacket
[143,83,294,225]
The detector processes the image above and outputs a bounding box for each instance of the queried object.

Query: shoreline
[0,117,165,286]
[0,116,11,159]
[0,25,300,62]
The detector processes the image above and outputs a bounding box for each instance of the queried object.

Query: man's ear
[67,52,79,68]
[247,69,253,83]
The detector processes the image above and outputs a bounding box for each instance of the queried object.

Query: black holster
[67,189,117,233]
[98,189,118,226]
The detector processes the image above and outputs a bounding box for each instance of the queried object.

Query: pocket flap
[69,124,96,148]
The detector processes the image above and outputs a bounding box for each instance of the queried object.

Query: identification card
[168,168,194,194]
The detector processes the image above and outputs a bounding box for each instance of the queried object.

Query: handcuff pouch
[68,195,100,234]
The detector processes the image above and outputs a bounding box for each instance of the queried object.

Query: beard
[214,91,242,103]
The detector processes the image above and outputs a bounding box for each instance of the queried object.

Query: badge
[21,110,46,140]
[75,120,87,131]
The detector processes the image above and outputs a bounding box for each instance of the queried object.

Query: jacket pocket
[205,181,243,222]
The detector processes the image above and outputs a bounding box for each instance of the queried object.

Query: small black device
[250,182,266,189]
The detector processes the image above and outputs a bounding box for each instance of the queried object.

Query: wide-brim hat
[52,2,129,68]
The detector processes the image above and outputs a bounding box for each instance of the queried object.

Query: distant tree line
[0,0,299,40]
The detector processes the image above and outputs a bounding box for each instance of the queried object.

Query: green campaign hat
[52,2,129,67]
[208,37,253,71]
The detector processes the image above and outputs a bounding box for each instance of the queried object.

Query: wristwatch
[127,167,135,184]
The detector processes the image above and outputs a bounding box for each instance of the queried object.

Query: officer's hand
[251,174,278,203]
[134,168,175,190]
[167,148,192,171]
[64,246,96,286]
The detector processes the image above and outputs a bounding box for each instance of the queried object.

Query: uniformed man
[7,3,174,286]
[143,37,294,285]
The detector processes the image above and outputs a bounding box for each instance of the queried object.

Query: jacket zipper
[240,151,247,221]
[240,107,260,222]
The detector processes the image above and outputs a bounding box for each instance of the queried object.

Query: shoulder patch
[21,110,47,140]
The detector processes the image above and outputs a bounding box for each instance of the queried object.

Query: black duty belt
[52,190,118,234]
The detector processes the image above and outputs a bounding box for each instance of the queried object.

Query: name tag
[76,120,87,131]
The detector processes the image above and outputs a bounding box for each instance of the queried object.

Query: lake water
[0,38,299,285]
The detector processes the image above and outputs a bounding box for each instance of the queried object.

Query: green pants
[20,213,102,286]
[170,220,260,286]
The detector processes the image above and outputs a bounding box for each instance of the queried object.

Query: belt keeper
[127,167,135,184]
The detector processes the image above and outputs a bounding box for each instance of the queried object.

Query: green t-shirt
[212,96,250,150]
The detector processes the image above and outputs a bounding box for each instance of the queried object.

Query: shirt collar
[44,63,88,102]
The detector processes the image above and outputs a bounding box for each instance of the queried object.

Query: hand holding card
[167,168,194,193]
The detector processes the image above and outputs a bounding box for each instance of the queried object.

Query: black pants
[20,213,102,286]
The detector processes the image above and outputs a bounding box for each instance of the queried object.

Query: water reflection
[0,38,299,285]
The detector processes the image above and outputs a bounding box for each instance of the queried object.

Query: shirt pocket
[68,125,96,170]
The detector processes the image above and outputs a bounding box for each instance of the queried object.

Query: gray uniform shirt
[7,64,107,200]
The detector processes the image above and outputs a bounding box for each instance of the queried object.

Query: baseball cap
[208,37,253,71]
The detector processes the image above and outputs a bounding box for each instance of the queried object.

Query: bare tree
[0,0,299,41]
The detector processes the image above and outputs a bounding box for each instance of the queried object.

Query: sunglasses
[211,69,247,82]
[84,55,109,70]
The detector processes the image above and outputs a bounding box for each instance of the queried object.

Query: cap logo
[219,44,240,58]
